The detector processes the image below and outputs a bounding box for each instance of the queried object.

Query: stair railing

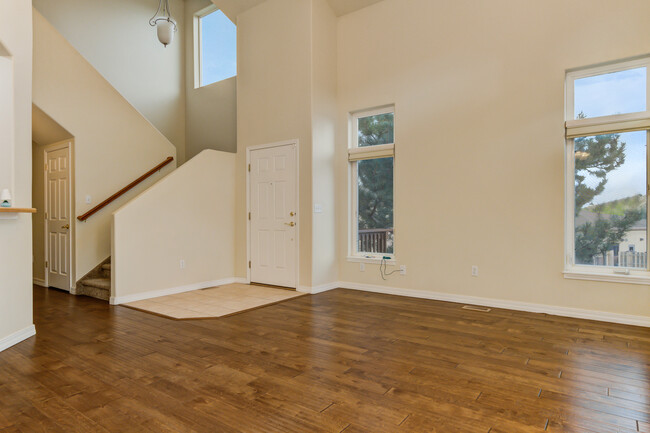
[77,156,174,221]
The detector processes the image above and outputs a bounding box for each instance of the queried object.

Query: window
[565,57,650,280]
[349,107,395,259]
[194,7,236,88]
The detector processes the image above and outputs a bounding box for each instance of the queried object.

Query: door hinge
[44,212,48,219]
[44,163,48,171]
[45,261,48,268]
[248,164,251,172]
[248,212,251,220]
[248,261,251,269]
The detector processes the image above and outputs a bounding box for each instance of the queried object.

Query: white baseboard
[298,281,339,294]
[0,325,36,352]
[335,281,650,328]
[110,277,240,305]
[33,278,47,287]
[233,277,248,284]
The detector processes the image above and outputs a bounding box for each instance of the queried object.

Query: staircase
[76,257,111,301]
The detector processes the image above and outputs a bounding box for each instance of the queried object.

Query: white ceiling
[212,0,385,20]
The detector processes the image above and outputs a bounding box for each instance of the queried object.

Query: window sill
[347,256,396,265]
[564,268,650,285]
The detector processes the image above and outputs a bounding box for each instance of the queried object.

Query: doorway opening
[32,104,75,292]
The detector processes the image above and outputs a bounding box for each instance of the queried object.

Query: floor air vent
[462,305,492,312]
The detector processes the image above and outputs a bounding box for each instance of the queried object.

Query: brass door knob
[285,222,295,227]
[62,224,70,229]
[290,212,296,216]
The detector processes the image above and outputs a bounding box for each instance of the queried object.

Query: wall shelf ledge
[0,208,36,213]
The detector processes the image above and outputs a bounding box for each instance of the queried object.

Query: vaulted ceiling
[212,0,384,21]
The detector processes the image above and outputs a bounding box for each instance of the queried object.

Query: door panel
[45,144,71,291]
[250,144,297,288]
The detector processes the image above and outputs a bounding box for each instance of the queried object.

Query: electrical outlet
[359,262,365,272]
[400,265,406,275]
[471,265,479,277]
[180,259,186,269]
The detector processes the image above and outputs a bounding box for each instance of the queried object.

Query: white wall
[335,0,650,318]
[0,0,34,348]
[235,0,314,287]
[311,0,338,287]
[112,150,236,303]
[32,0,186,160]
[33,10,177,284]
[185,0,238,158]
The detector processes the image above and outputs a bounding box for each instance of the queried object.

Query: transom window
[349,107,395,259]
[565,57,650,279]
[194,7,236,88]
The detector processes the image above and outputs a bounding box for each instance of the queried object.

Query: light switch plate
[313,203,323,213]
[85,195,92,204]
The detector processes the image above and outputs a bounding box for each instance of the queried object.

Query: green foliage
[358,158,393,230]
[356,113,394,230]
[572,111,646,265]
[586,194,645,217]
[574,133,626,216]
[358,113,394,147]
[575,208,645,264]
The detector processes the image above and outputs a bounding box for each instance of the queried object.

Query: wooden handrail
[77,156,174,221]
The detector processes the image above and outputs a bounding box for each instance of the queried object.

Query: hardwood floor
[0,286,648,432]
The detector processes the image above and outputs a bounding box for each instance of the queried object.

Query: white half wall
[112,150,236,303]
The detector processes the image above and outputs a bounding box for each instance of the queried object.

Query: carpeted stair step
[101,263,111,278]
[75,257,111,301]
[83,278,111,291]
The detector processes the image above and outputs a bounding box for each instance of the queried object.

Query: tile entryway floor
[122,283,305,319]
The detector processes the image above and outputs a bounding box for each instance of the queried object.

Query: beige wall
[31,142,44,282]
[112,150,235,302]
[33,10,177,284]
[185,0,238,158]
[311,0,338,287]
[32,0,186,160]
[0,0,33,344]
[235,0,314,287]
[335,0,650,317]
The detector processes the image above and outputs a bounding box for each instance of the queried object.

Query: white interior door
[250,143,297,288]
[45,143,71,291]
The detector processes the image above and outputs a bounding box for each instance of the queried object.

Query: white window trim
[193,4,218,89]
[348,106,396,262]
[564,56,650,284]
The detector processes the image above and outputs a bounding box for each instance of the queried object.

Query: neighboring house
[575,209,647,267]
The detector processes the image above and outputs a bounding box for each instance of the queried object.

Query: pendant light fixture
[149,0,177,47]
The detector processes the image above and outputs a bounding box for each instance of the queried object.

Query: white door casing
[248,142,298,288]
[45,141,72,291]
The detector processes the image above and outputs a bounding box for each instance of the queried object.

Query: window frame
[348,106,396,263]
[564,56,650,284]
[193,5,235,89]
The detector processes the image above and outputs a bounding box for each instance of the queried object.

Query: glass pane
[200,10,236,86]
[358,112,394,147]
[574,67,646,119]
[357,157,394,254]
[574,131,647,268]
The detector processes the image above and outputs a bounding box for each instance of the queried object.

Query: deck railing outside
[358,228,393,254]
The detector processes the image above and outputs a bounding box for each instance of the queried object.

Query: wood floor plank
[0,286,647,432]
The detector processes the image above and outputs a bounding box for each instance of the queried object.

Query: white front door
[45,142,72,291]
[249,143,297,288]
